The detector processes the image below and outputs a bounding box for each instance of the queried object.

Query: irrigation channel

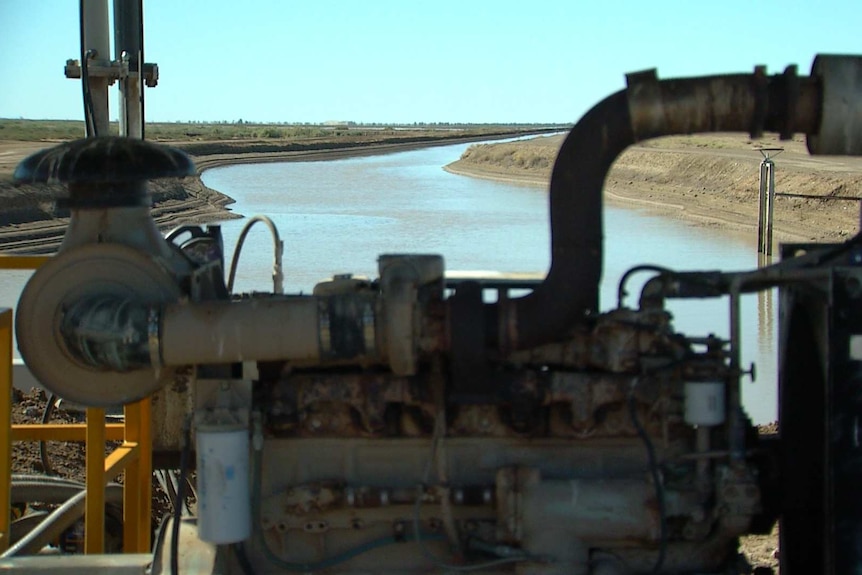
[0,139,777,423]
[202,139,778,424]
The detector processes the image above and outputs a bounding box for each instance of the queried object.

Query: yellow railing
[0,256,152,555]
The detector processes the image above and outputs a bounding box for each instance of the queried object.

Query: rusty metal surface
[626,71,819,142]
[496,66,823,354]
[808,55,862,155]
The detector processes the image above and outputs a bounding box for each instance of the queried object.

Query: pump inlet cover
[16,244,181,406]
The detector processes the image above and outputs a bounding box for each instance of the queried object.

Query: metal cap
[13,136,195,185]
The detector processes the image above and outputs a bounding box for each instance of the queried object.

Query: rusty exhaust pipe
[496,56,862,352]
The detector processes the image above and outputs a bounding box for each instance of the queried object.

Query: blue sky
[1,0,859,124]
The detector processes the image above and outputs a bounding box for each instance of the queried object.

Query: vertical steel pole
[81,0,111,137]
[766,159,776,256]
[123,398,153,553]
[757,149,782,256]
[0,310,13,553]
[758,159,769,254]
[728,285,744,465]
[85,407,106,554]
[114,0,145,138]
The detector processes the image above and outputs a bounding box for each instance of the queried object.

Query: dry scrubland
[447,133,862,244]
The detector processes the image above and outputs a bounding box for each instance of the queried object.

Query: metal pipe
[1,484,123,557]
[727,281,745,465]
[80,0,111,137]
[114,0,144,138]
[758,159,771,254]
[496,66,822,352]
[757,149,782,256]
[158,298,321,365]
[227,216,284,295]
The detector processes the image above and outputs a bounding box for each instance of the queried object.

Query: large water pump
[12,55,862,574]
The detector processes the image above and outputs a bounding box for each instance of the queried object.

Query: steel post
[0,310,12,553]
[122,399,152,553]
[766,160,776,255]
[758,158,775,255]
[81,0,111,137]
[113,0,144,138]
[85,408,106,554]
[757,149,782,256]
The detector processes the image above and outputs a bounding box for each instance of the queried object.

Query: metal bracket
[65,59,159,87]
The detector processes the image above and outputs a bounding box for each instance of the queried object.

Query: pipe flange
[778,65,800,141]
[749,65,768,139]
[625,69,661,142]
[807,55,862,155]
[16,243,181,406]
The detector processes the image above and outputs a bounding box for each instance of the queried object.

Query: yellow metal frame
[0,256,153,555]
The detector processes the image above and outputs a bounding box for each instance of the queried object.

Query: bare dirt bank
[446,133,862,245]
[445,133,862,574]
[0,131,550,254]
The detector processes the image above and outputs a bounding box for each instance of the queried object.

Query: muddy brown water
[0,139,777,423]
[203,141,778,424]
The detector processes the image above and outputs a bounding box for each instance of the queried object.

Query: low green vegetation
[0,118,567,143]
[0,119,86,141]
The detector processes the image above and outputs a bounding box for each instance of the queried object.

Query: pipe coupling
[807,55,862,155]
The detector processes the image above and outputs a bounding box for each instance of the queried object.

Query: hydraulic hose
[2,483,123,557]
[227,215,284,294]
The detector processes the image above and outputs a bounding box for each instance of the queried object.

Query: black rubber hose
[171,417,192,575]
[2,483,123,557]
[38,394,58,475]
[77,0,96,138]
[627,387,667,573]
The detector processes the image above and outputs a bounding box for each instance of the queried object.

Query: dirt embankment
[445,134,862,574]
[0,131,552,254]
[446,133,862,244]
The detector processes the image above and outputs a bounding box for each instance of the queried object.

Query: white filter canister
[196,426,251,544]
[684,381,726,426]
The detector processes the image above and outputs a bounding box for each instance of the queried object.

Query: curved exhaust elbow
[496,61,836,352]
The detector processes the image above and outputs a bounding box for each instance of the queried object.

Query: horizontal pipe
[1,484,123,557]
[159,298,321,365]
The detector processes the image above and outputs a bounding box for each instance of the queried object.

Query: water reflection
[757,254,776,363]
[0,139,780,424]
[203,141,779,423]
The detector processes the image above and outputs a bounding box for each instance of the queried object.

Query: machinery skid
[9,54,862,574]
